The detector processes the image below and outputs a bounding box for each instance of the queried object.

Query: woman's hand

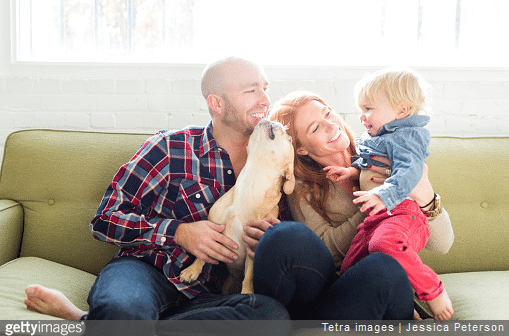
[242,214,280,259]
[368,155,392,184]
[369,155,435,208]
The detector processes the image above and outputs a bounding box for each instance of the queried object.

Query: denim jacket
[352,115,431,212]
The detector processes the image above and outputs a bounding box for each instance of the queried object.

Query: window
[15,0,509,67]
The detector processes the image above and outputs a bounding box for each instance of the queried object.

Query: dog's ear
[283,162,296,195]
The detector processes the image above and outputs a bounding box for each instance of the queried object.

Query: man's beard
[222,98,255,137]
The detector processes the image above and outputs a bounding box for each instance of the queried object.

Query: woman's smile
[328,130,342,143]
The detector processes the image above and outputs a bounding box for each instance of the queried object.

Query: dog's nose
[268,123,275,140]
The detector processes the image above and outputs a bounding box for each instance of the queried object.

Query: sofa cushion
[441,270,509,320]
[414,270,509,320]
[421,137,509,275]
[0,130,152,275]
[0,257,95,320]
[0,200,23,265]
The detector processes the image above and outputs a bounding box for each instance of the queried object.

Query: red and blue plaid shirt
[90,122,237,298]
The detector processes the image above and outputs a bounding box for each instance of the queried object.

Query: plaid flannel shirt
[90,122,236,298]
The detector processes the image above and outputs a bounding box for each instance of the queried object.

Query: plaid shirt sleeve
[90,132,182,247]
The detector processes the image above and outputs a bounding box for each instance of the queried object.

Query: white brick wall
[0,67,508,164]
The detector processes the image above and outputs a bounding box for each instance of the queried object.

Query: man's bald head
[201,56,266,100]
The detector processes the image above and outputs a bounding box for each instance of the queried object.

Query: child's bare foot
[24,285,86,320]
[427,289,454,321]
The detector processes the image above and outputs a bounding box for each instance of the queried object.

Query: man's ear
[396,103,411,119]
[207,94,223,115]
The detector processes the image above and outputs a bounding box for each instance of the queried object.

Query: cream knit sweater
[287,180,454,271]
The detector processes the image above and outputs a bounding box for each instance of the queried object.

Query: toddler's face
[358,93,401,136]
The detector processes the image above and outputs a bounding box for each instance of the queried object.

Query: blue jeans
[253,221,415,320]
[84,221,412,334]
[84,256,289,336]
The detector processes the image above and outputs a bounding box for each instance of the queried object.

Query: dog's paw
[179,259,206,283]
[240,283,254,294]
[179,268,200,283]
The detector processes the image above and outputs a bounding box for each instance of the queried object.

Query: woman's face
[294,99,351,166]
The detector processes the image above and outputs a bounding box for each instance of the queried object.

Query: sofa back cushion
[421,136,509,274]
[0,129,152,275]
[0,131,507,276]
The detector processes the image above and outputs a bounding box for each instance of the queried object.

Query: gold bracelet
[423,194,442,218]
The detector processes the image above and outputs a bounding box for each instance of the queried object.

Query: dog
[179,119,295,294]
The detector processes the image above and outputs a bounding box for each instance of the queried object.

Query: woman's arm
[425,209,454,253]
[369,156,454,254]
[369,156,434,207]
[243,214,280,259]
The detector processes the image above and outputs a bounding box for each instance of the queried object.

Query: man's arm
[90,132,239,264]
[90,133,180,247]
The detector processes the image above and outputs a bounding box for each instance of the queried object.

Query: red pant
[340,199,444,301]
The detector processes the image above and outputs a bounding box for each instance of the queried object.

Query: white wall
[1,1,509,164]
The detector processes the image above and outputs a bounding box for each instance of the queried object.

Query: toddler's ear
[396,103,411,119]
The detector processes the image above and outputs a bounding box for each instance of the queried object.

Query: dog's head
[247,119,295,194]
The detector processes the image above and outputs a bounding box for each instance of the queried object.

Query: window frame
[2,0,509,81]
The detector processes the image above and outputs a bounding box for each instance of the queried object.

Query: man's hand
[174,220,239,265]
[242,214,280,259]
[323,166,359,183]
[353,191,386,215]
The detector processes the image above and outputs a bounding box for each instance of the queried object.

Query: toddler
[325,67,454,320]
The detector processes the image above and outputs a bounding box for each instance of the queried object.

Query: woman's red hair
[268,91,357,223]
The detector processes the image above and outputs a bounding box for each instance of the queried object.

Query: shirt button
[195,194,201,199]
[227,170,232,175]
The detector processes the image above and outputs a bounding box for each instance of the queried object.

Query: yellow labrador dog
[179,119,295,294]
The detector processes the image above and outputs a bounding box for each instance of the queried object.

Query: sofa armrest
[0,200,24,266]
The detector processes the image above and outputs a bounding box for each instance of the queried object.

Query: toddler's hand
[353,191,386,215]
[323,166,356,183]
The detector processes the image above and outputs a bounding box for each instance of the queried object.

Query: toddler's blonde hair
[354,67,431,116]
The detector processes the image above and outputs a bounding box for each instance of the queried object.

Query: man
[24,57,290,334]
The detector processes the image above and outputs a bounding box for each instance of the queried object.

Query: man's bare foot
[427,289,454,321]
[24,285,86,320]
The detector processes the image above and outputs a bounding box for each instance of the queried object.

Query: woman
[248,90,453,319]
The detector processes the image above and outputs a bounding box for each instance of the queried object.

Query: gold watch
[423,194,442,218]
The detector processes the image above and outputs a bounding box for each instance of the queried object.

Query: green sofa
[0,129,508,321]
